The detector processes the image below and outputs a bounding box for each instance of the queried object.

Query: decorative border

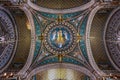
[103,7,120,72]
[0,6,18,73]
[44,22,77,54]
[85,5,106,76]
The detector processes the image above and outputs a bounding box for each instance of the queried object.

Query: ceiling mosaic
[44,22,77,54]
[21,6,99,79]
[31,9,90,66]
[0,0,120,80]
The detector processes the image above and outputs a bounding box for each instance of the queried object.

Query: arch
[17,4,36,76]
[25,63,96,80]
[27,0,95,14]
[85,5,106,76]
[103,7,120,72]
[0,6,18,73]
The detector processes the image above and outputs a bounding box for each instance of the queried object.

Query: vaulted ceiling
[0,0,120,80]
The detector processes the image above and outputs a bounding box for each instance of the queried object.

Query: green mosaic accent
[80,16,88,36]
[33,16,41,60]
[40,12,58,19]
[33,16,41,35]
[62,57,84,66]
[79,16,88,61]
[38,56,84,67]
[39,57,59,65]
[39,11,82,19]
[80,40,88,61]
[33,41,41,60]
[63,12,82,19]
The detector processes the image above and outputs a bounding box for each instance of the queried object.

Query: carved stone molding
[104,7,120,72]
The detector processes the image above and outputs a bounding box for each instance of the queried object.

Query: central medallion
[44,22,77,54]
[49,26,71,48]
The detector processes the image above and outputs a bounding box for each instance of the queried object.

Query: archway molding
[27,0,95,14]
[85,5,106,76]
[25,63,96,80]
